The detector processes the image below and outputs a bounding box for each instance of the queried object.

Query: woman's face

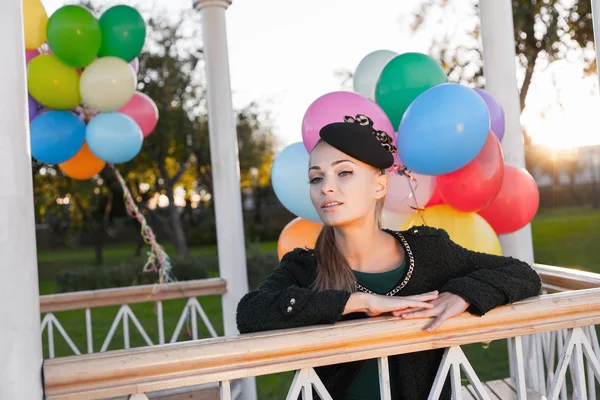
[308,141,388,227]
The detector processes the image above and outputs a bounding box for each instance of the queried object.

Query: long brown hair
[310,140,386,292]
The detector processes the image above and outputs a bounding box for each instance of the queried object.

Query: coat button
[287,306,293,313]
[290,298,296,305]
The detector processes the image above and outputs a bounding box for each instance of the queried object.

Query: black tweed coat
[236,227,542,400]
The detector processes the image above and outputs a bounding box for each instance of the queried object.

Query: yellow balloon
[27,54,81,109]
[401,205,502,256]
[80,57,137,112]
[23,0,48,50]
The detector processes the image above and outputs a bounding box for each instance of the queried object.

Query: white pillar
[192,1,257,399]
[479,0,535,265]
[592,0,600,91]
[0,0,44,398]
[479,0,539,393]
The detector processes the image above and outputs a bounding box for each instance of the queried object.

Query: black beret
[318,114,396,169]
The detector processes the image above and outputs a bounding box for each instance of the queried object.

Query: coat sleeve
[437,230,542,316]
[236,248,352,334]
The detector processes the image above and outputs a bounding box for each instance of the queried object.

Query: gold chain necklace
[354,231,414,296]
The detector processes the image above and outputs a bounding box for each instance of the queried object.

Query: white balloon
[80,56,137,112]
[353,50,397,99]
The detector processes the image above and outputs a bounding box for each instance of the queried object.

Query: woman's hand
[344,291,439,316]
[396,292,469,332]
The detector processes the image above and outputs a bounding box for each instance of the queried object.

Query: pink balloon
[26,49,39,64]
[117,92,159,137]
[384,168,435,214]
[301,91,397,156]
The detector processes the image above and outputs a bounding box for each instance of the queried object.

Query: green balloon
[46,5,101,68]
[374,53,448,130]
[98,5,146,62]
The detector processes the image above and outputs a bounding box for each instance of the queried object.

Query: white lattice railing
[39,278,226,358]
[520,264,600,400]
[42,264,600,400]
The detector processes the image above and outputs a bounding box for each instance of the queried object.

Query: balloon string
[388,164,427,226]
[111,165,176,294]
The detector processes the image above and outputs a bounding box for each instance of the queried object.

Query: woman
[236,114,542,400]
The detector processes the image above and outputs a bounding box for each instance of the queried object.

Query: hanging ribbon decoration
[111,165,175,292]
[388,164,428,226]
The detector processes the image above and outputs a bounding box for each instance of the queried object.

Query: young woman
[236,114,542,400]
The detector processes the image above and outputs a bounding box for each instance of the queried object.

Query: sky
[40,0,600,151]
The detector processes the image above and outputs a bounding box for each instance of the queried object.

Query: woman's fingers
[407,291,439,302]
[392,308,424,317]
[402,300,435,310]
[426,311,451,332]
[400,307,439,319]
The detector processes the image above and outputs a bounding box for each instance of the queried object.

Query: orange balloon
[59,142,106,180]
[277,217,323,260]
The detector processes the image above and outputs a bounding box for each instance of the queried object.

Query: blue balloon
[271,142,321,223]
[398,83,490,175]
[30,111,86,164]
[86,112,143,163]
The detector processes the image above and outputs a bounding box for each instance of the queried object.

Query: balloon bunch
[23,1,172,287]
[273,50,540,258]
[24,1,159,180]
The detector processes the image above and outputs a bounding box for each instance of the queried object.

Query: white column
[192,1,257,399]
[592,0,600,91]
[479,0,539,393]
[0,0,44,398]
[479,0,535,265]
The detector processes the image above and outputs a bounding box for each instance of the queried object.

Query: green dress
[344,261,407,400]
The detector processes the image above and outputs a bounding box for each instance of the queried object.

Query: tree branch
[172,152,192,184]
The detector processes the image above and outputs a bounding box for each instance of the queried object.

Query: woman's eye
[309,177,322,184]
[338,171,353,177]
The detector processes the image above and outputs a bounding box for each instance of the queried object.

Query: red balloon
[478,165,539,235]
[117,91,159,137]
[425,185,445,207]
[437,132,504,212]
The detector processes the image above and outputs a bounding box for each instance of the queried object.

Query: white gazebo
[2,0,600,399]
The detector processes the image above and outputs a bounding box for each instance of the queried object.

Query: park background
[32,0,600,397]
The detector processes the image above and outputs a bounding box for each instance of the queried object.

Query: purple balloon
[28,95,42,122]
[301,91,397,155]
[474,88,505,142]
[130,57,139,73]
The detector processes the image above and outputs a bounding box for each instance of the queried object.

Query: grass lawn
[37,207,600,398]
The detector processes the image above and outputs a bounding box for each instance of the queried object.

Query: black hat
[319,114,397,169]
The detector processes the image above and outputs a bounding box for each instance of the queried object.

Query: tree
[123,12,203,258]
[408,0,594,111]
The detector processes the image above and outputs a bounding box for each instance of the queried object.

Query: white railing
[42,264,600,400]
[39,278,226,358]
[523,264,600,399]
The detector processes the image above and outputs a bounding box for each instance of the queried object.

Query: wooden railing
[39,278,226,358]
[535,263,600,293]
[40,279,227,313]
[42,265,600,400]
